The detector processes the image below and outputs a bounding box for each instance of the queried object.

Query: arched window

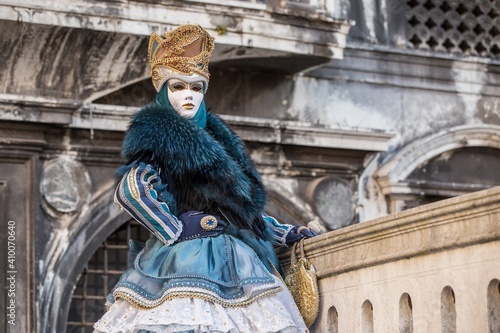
[374,125,500,215]
[66,220,151,333]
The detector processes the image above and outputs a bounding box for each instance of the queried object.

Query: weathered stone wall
[285,1,500,220]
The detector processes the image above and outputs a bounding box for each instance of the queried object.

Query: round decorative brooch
[200,215,218,230]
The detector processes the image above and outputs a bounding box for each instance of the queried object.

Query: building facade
[0,0,499,332]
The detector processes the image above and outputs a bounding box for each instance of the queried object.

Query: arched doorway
[38,182,131,333]
[375,124,500,214]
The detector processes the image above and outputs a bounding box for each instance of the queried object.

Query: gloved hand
[176,211,226,242]
[285,222,320,246]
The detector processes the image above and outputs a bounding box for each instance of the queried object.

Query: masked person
[93,24,317,333]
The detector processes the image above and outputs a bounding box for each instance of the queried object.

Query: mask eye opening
[190,83,204,93]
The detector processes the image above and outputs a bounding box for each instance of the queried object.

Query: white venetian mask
[167,78,205,118]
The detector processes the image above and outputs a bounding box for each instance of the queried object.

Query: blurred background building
[0,0,499,332]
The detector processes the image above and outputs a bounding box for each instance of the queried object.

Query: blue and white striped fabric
[114,163,293,248]
[114,163,183,246]
[262,214,294,247]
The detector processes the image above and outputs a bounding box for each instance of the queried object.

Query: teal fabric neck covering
[156,84,207,129]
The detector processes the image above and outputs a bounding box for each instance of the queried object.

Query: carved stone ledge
[279,185,500,279]
[0,94,80,125]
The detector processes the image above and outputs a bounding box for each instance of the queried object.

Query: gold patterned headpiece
[148,24,215,92]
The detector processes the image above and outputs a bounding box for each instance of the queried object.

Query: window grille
[406,0,500,59]
[66,221,151,333]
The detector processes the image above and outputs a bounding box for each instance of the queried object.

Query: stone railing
[280,186,500,332]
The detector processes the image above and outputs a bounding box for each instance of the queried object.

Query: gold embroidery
[200,215,218,230]
[148,24,215,92]
[127,168,140,201]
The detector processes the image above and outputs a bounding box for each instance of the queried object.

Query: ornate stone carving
[306,176,355,230]
[40,156,91,214]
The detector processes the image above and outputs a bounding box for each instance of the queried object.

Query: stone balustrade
[279,186,500,332]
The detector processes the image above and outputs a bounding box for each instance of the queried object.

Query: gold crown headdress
[148,24,215,92]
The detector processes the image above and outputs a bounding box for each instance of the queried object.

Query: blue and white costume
[94,24,312,333]
[93,105,309,333]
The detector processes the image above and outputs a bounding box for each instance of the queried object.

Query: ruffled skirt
[93,235,308,332]
[93,276,307,333]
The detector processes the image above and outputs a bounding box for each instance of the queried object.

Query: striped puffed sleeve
[114,162,183,246]
[262,213,294,247]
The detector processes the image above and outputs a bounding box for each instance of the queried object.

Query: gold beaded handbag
[284,238,320,327]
